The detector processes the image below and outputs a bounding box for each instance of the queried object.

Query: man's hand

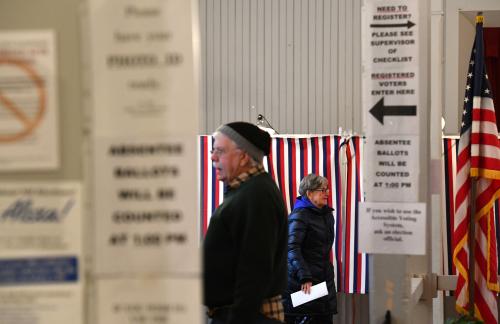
[301,282,312,294]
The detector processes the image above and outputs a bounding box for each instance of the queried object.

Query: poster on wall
[94,136,199,275]
[88,0,199,137]
[96,277,201,324]
[0,182,83,324]
[0,31,59,170]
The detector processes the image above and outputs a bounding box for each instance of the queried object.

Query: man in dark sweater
[204,122,288,324]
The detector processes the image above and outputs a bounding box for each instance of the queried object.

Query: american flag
[453,15,500,323]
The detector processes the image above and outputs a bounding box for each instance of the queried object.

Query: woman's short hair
[298,174,328,196]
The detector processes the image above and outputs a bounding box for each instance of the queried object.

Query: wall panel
[199,0,362,135]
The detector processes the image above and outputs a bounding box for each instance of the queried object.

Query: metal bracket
[410,273,438,304]
[410,275,425,305]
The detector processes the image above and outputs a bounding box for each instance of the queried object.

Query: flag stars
[470,60,475,65]
[468,72,473,78]
[485,88,490,94]
[466,84,471,91]
[464,97,469,103]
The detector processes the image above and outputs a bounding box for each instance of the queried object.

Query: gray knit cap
[215,122,271,162]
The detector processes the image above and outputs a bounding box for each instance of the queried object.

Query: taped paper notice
[291,281,328,307]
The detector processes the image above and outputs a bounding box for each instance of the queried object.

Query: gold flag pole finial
[476,12,484,24]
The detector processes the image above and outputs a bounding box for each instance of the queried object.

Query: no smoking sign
[0,57,46,142]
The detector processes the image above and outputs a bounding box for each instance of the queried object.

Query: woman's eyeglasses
[313,188,330,193]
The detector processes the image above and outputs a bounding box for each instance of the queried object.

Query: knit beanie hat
[215,121,271,162]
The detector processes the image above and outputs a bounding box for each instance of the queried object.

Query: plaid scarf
[261,295,285,322]
[207,295,284,322]
[227,164,266,190]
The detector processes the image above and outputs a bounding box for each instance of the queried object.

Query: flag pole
[468,178,477,317]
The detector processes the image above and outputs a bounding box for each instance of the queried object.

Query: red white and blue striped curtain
[344,136,369,294]
[442,137,459,287]
[267,136,344,292]
[442,136,500,295]
[199,136,224,236]
[199,135,369,294]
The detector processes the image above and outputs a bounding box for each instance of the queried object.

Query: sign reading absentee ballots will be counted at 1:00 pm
[361,0,419,136]
[363,135,419,202]
[93,136,199,275]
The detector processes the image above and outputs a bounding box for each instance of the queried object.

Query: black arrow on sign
[370,21,416,29]
[370,97,416,125]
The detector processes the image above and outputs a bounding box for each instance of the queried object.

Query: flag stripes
[443,137,500,295]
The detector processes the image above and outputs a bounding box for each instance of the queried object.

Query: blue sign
[0,256,78,285]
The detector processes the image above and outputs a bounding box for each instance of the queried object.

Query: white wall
[199,0,363,134]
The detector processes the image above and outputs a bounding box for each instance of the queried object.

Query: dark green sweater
[204,172,287,324]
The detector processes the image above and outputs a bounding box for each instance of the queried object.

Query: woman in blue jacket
[284,174,337,324]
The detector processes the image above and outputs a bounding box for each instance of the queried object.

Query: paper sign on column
[359,202,426,255]
[94,136,199,275]
[0,182,83,324]
[0,31,59,170]
[96,277,201,324]
[88,0,199,137]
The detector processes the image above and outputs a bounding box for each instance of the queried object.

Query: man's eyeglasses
[210,148,227,156]
[313,188,330,193]
[210,147,241,156]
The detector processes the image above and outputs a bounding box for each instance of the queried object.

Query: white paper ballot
[290,282,329,307]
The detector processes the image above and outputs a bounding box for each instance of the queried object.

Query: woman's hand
[301,281,312,294]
